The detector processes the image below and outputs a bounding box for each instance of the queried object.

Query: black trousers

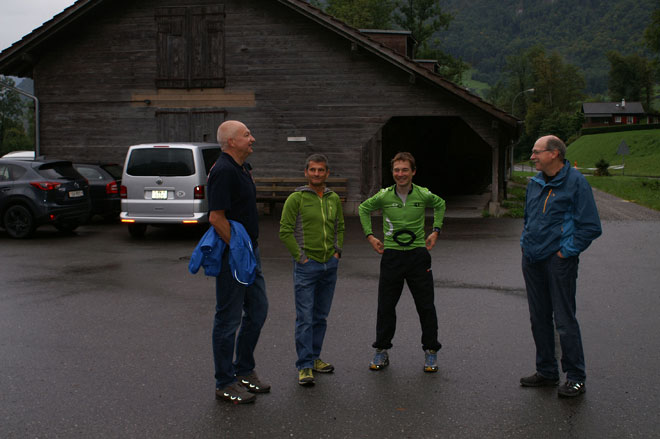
[373,247,441,351]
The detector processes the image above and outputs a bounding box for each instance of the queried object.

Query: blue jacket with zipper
[521,160,602,262]
[189,221,256,285]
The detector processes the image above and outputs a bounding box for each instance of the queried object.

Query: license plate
[68,190,84,198]
[151,190,168,200]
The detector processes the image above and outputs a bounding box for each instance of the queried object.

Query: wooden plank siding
[17,0,516,213]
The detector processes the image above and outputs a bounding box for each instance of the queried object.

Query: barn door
[156,109,226,142]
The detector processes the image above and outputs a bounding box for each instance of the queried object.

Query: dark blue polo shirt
[207,152,259,246]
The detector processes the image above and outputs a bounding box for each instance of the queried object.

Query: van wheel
[128,223,147,238]
[4,205,36,239]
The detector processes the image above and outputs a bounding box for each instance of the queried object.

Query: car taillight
[106,181,119,194]
[194,185,205,199]
[30,182,61,190]
[120,185,127,199]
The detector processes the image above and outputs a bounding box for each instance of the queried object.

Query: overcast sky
[0,0,75,52]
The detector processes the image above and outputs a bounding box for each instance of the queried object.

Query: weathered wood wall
[31,0,513,211]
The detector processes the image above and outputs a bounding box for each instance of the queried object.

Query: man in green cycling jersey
[359,152,446,373]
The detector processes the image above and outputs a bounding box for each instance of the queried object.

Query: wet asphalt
[1,205,659,438]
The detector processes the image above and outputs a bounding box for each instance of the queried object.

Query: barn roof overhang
[0,0,107,77]
[277,0,519,133]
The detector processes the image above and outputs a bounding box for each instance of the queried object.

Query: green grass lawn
[506,128,660,213]
[565,129,660,177]
[586,176,660,211]
[461,69,490,98]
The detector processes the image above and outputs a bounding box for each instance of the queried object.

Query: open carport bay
[1,216,659,438]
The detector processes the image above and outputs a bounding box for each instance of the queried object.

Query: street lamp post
[510,88,535,174]
[512,87,535,117]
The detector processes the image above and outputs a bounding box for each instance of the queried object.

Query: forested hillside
[439,0,656,93]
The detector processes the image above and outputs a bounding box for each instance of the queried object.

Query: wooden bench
[254,177,348,214]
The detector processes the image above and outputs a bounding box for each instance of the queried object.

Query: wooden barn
[0,0,520,214]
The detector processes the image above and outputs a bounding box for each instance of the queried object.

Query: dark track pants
[522,252,585,382]
[373,247,441,352]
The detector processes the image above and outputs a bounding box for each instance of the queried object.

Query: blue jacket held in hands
[189,221,256,285]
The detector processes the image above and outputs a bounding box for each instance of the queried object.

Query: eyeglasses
[531,149,550,155]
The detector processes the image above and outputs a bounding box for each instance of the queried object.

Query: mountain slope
[438,0,656,93]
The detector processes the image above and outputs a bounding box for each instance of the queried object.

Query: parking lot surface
[1,213,660,438]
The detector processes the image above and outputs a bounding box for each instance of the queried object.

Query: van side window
[202,148,222,174]
[126,149,195,176]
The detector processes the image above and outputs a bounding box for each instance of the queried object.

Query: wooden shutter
[156,8,188,88]
[155,6,225,89]
[190,6,225,88]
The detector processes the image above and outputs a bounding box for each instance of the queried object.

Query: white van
[1,150,35,160]
[120,142,221,238]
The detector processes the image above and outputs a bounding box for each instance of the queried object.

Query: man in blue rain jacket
[520,135,602,398]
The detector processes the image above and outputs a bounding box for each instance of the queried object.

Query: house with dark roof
[582,100,653,127]
[0,0,520,214]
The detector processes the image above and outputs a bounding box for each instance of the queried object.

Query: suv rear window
[101,164,123,180]
[126,148,195,176]
[37,162,81,180]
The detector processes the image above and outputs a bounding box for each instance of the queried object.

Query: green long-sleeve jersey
[359,184,446,250]
[279,186,345,263]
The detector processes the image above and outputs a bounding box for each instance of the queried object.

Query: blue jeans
[293,257,338,370]
[522,252,585,382]
[213,247,268,389]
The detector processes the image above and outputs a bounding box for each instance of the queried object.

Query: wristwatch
[432,227,441,234]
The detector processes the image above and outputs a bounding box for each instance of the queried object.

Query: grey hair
[544,136,567,159]
[305,153,329,170]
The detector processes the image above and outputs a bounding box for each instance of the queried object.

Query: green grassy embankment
[565,129,660,177]
[510,128,660,213]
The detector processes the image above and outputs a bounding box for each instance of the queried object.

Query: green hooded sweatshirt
[279,186,345,263]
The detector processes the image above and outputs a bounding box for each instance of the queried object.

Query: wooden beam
[131,88,255,108]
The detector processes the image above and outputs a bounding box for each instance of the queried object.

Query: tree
[311,0,466,83]
[312,0,395,29]
[644,4,660,54]
[393,0,453,58]
[487,47,586,159]
[607,51,655,110]
[0,76,31,155]
[643,3,660,87]
[525,49,585,141]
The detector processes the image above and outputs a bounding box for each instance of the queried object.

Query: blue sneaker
[369,349,389,370]
[424,349,438,373]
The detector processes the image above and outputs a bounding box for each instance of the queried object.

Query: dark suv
[0,159,91,238]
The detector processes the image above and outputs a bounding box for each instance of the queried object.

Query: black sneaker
[520,372,559,387]
[558,380,586,397]
[215,382,256,404]
[236,371,271,394]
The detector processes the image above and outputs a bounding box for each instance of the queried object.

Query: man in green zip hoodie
[279,154,345,386]
[359,152,446,373]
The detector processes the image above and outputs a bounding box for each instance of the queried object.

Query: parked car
[1,150,36,160]
[120,143,221,238]
[74,163,122,221]
[0,159,91,238]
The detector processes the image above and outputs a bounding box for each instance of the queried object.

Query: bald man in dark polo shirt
[207,120,269,404]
